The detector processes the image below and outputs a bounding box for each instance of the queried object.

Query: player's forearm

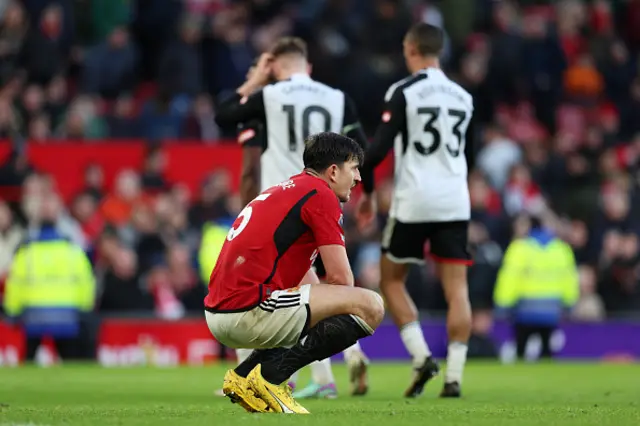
[216,94,243,126]
[240,164,261,207]
[325,270,355,286]
[217,90,265,127]
[343,124,375,194]
[318,245,354,286]
[361,134,393,194]
[237,80,264,98]
[464,135,476,171]
[240,146,262,206]
[360,168,375,194]
[240,176,260,207]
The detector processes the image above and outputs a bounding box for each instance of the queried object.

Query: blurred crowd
[0,0,639,322]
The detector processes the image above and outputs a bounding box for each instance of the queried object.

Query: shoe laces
[281,383,305,408]
[282,383,294,395]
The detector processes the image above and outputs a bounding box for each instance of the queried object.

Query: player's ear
[329,164,339,182]
[307,63,313,75]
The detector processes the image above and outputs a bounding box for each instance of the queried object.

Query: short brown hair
[270,37,308,59]
[405,23,443,57]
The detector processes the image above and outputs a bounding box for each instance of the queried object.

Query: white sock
[445,342,468,384]
[289,371,299,386]
[310,358,335,385]
[400,321,431,367]
[235,348,253,364]
[343,341,364,363]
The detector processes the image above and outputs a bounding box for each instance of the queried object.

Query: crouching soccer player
[203,132,384,413]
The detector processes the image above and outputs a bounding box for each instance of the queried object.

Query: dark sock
[234,348,288,378]
[259,314,372,385]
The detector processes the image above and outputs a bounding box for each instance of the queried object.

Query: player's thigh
[205,286,312,349]
[381,218,428,264]
[429,221,472,300]
[307,283,384,330]
[380,254,410,289]
[380,219,426,287]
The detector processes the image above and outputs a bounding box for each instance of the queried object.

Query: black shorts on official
[381,218,472,265]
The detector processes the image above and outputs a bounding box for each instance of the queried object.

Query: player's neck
[277,68,309,81]
[410,57,440,74]
[304,169,321,179]
[304,169,329,185]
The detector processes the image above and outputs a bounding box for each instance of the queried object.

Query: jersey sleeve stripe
[342,122,360,134]
[260,189,318,285]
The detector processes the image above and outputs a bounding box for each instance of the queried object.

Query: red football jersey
[204,172,345,312]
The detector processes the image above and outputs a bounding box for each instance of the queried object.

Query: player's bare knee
[442,276,469,304]
[355,289,385,330]
[369,290,385,327]
[449,288,470,307]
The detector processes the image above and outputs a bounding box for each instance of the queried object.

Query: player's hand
[237,53,273,97]
[251,53,274,86]
[356,193,376,230]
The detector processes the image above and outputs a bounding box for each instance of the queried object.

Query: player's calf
[208,284,383,398]
[258,312,377,387]
[440,263,472,391]
[379,256,417,327]
[239,285,383,388]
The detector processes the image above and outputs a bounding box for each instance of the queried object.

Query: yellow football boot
[247,365,310,414]
[222,369,272,413]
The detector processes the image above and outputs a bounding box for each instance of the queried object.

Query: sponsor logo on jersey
[382,111,391,122]
[278,180,295,190]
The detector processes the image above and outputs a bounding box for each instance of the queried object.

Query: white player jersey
[382,68,474,222]
[260,74,346,190]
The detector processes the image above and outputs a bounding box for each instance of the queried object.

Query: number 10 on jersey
[282,104,332,151]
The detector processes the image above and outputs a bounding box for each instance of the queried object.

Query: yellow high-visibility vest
[494,237,579,309]
[4,240,95,317]
[198,223,230,284]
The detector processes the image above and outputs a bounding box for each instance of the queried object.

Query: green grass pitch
[0,362,639,426]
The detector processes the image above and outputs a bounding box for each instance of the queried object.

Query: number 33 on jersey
[364,68,475,223]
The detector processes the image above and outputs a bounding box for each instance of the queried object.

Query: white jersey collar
[289,73,311,81]
[418,67,444,76]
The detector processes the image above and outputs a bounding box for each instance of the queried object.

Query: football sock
[234,348,286,378]
[343,341,364,363]
[310,358,335,386]
[445,341,468,384]
[259,314,373,385]
[235,348,253,365]
[400,321,432,367]
[234,349,302,385]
